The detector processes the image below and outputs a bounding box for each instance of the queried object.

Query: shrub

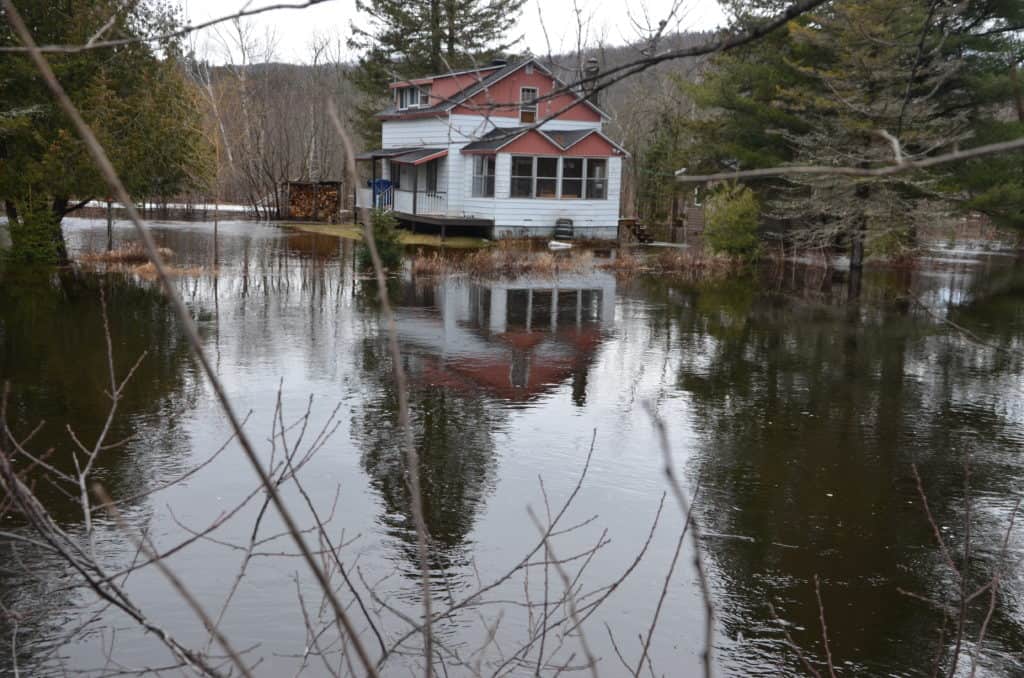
[357,209,403,272]
[703,184,760,259]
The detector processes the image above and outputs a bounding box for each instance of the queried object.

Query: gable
[500,130,565,155]
[561,132,624,157]
[453,67,602,123]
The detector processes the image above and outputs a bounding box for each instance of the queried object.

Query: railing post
[412,166,418,215]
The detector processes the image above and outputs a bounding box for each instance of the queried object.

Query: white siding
[379,112,620,238]
[462,156,621,238]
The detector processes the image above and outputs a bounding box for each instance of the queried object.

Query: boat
[547,240,572,251]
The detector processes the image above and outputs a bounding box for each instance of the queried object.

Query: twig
[0,5,381,676]
[813,575,836,678]
[0,0,335,54]
[91,483,256,678]
[969,498,1021,678]
[645,402,714,678]
[675,135,1024,183]
[327,101,433,676]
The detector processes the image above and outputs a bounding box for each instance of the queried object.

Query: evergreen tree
[0,0,213,265]
[348,0,527,144]
[678,0,1024,263]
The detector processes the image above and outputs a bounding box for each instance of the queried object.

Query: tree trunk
[429,0,443,72]
[849,180,870,271]
[7,197,69,265]
[1011,62,1024,123]
[106,200,113,252]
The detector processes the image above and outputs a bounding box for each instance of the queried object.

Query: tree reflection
[0,267,197,673]
[356,331,499,573]
[631,263,1024,675]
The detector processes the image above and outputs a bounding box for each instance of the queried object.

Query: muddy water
[1,217,1022,676]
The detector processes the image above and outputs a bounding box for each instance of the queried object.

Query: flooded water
[1,217,1023,676]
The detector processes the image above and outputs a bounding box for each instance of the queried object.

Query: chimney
[582,57,600,106]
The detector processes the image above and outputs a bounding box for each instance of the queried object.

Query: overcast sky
[184,0,727,64]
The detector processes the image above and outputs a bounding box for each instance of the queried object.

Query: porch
[355,186,449,216]
[355,146,493,236]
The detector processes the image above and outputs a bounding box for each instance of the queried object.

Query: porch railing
[394,190,447,216]
[355,187,447,216]
[356,186,394,212]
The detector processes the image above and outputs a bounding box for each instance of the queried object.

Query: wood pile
[286,182,343,222]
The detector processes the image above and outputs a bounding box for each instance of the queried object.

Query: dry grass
[602,248,747,281]
[131,262,209,280]
[78,244,174,264]
[412,247,593,278]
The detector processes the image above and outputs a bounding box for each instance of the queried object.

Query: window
[425,160,438,193]
[561,158,584,199]
[511,156,534,198]
[508,156,612,200]
[472,156,495,197]
[520,87,538,123]
[536,157,558,198]
[397,85,429,110]
[389,160,400,189]
[586,159,608,199]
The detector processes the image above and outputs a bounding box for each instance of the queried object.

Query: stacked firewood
[287,182,342,222]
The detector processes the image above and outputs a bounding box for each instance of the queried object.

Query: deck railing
[356,187,447,216]
[394,190,447,216]
[356,186,395,212]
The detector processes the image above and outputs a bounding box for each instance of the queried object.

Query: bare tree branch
[676,135,1024,183]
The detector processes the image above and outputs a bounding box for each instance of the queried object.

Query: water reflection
[627,263,1024,675]
[1,218,1022,676]
[0,267,198,671]
[356,273,615,573]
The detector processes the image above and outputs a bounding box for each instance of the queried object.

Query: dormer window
[396,85,431,110]
[519,87,538,123]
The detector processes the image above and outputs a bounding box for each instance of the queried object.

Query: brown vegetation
[77,244,174,264]
[603,247,748,281]
[411,246,594,278]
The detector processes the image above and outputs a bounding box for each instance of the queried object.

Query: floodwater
[1,217,1023,677]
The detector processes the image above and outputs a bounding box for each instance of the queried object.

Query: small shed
[284,181,345,222]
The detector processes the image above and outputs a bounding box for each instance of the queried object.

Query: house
[355,57,628,240]
[392,272,616,401]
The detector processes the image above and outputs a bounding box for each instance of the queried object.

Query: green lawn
[287,222,490,249]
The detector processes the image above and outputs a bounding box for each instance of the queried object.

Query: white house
[355,58,628,239]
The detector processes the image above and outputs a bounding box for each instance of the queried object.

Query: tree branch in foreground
[0,0,335,54]
[675,135,1024,183]
[0,3,381,677]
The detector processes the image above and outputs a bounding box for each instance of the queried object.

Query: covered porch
[355,147,448,217]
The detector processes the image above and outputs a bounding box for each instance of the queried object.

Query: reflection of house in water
[395,271,616,403]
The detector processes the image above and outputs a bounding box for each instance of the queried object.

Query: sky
[184,0,727,64]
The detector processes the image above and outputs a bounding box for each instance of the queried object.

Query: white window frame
[519,87,538,123]
[471,155,495,197]
[397,85,429,110]
[507,156,612,200]
[583,158,609,200]
[535,156,560,199]
[510,155,535,198]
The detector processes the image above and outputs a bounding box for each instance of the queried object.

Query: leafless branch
[0,4,381,676]
[675,135,1024,183]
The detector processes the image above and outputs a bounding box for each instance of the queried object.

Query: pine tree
[348,0,527,144]
[680,0,1024,264]
[0,0,213,265]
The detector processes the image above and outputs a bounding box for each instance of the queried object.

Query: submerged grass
[412,243,747,280]
[605,247,748,281]
[77,244,209,279]
[288,222,489,249]
[78,244,175,263]
[412,246,594,278]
